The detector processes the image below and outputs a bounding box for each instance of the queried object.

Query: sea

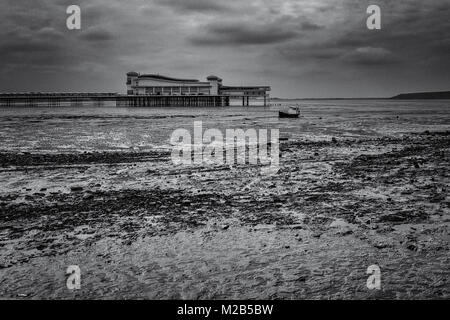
[0,99,448,154]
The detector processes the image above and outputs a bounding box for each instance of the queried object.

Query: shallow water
[0,100,448,153]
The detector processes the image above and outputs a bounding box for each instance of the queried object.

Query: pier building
[126,72,270,106]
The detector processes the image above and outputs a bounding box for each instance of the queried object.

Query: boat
[279,106,300,118]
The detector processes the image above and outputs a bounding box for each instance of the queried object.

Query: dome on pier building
[206,75,222,81]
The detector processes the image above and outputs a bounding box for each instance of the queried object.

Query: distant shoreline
[390,91,450,100]
[271,97,388,101]
[273,90,450,101]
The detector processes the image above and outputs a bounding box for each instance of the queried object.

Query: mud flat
[0,129,449,299]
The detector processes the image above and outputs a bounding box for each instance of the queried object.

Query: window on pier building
[181,87,189,94]
[199,87,211,95]
[172,87,180,94]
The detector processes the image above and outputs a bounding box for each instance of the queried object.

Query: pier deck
[0,93,236,107]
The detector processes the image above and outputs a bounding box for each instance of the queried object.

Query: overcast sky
[0,0,449,98]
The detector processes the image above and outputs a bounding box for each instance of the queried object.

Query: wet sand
[0,102,449,299]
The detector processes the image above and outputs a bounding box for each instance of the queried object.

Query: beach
[0,100,449,299]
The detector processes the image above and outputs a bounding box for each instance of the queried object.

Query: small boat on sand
[279,106,300,118]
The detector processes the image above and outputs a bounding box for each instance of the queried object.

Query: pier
[0,72,271,107]
[0,93,232,107]
[116,95,230,107]
[0,93,118,107]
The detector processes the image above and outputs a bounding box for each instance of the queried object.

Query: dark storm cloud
[80,27,115,41]
[189,13,326,46]
[273,1,449,66]
[278,45,343,62]
[4,42,49,53]
[299,21,322,31]
[0,7,70,71]
[154,0,232,13]
[0,0,448,96]
[189,21,298,45]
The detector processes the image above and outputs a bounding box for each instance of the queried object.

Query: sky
[0,0,449,98]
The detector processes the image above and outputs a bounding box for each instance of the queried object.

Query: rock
[312,232,322,238]
[123,240,133,246]
[374,242,388,249]
[404,241,418,251]
[221,224,229,230]
[338,228,353,236]
[70,186,83,192]
[331,137,337,143]
[83,193,94,200]
[312,270,324,276]
[297,275,307,282]
[429,193,445,203]
[379,212,407,223]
